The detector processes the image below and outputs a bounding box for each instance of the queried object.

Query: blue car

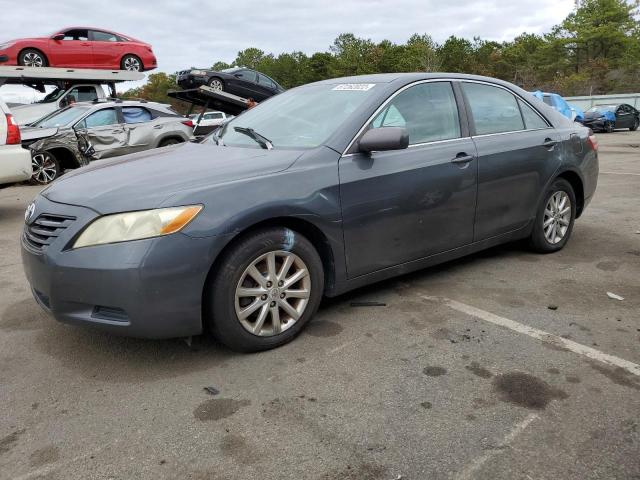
[582,104,640,133]
[531,91,584,123]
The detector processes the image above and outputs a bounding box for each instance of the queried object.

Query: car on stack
[176,67,284,101]
[21,99,194,183]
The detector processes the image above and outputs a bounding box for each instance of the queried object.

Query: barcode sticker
[332,84,376,91]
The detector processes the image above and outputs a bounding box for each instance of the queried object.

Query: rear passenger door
[339,81,478,277]
[461,82,561,240]
[121,106,155,153]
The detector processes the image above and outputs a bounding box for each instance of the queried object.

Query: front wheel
[604,121,614,133]
[31,151,60,185]
[207,228,324,352]
[529,178,576,253]
[18,49,48,67]
[207,77,224,91]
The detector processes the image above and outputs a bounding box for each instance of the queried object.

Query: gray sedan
[21,73,599,352]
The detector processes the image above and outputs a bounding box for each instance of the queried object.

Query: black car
[176,67,284,101]
[582,103,639,132]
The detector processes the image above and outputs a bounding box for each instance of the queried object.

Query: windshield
[36,87,66,104]
[217,83,378,149]
[34,106,91,128]
[587,105,616,113]
[220,67,242,73]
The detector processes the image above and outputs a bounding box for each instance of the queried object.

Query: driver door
[75,107,126,160]
[48,29,94,67]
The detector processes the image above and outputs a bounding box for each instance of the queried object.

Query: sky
[0,0,575,102]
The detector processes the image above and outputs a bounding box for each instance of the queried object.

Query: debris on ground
[350,301,387,307]
[203,386,220,396]
[548,304,558,310]
[606,292,624,301]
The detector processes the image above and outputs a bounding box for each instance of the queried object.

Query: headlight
[0,41,15,50]
[73,205,202,249]
[190,70,207,76]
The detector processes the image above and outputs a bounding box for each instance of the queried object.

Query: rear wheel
[207,227,324,352]
[207,77,224,91]
[529,178,576,253]
[18,49,48,67]
[121,54,142,72]
[630,118,639,131]
[31,151,60,185]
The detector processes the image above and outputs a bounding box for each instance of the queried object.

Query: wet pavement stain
[596,261,620,272]
[465,362,493,379]
[493,372,569,410]
[29,445,60,468]
[318,462,387,480]
[547,367,561,375]
[220,434,259,465]
[193,399,251,421]
[589,362,640,391]
[305,320,343,338]
[565,375,581,384]
[423,366,447,377]
[420,401,432,409]
[0,428,25,454]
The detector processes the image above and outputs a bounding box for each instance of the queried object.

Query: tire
[158,138,182,147]
[604,121,614,133]
[121,54,143,72]
[207,227,324,352]
[529,178,576,253]
[18,49,48,67]
[207,77,224,91]
[630,118,639,131]
[31,151,61,185]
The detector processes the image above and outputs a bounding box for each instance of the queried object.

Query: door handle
[81,43,91,46]
[451,153,474,164]
[542,138,557,149]
[153,125,163,129]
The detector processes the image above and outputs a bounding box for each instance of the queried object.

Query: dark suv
[177,67,284,101]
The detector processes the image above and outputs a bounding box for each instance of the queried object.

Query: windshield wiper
[233,126,273,150]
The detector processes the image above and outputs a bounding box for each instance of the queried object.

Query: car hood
[20,126,60,141]
[41,142,303,214]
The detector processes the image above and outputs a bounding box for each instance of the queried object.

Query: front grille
[23,213,76,252]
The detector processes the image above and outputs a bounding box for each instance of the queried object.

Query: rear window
[462,83,524,135]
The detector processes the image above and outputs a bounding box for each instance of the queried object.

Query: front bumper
[177,75,207,89]
[582,119,607,131]
[21,195,230,339]
[0,145,32,184]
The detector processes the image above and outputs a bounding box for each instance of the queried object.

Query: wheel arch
[18,47,49,66]
[121,53,143,70]
[44,146,81,171]
[201,216,337,329]
[556,169,585,218]
[156,134,187,148]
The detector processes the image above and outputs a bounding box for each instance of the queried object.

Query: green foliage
[123,0,640,103]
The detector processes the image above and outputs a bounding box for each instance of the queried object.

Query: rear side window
[463,83,524,135]
[371,82,461,145]
[518,99,549,130]
[84,108,119,128]
[91,30,118,42]
[122,107,152,124]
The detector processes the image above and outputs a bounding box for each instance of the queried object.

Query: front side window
[463,83,525,135]
[84,108,119,128]
[62,29,89,41]
[235,70,256,82]
[122,107,152,124]
[518,99,549,130]
[370,82,461,144]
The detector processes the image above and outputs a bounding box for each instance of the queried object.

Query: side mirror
[52,34,65,41]
[358,127,409,153]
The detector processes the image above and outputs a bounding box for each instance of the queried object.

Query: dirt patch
[589,362,640,391]
[193,399,251,421]
[318,462,387,480]
[547,367,560,375]
[493,372,569,410]
[565,375,581,384]
[220,434,259,465]
[596,261,620,272]
[30,445,60,468]
[465,362,493,379]
[420,401,432,409]
[305,320,343,338]
[423,366,447,377]
[0,428,25,454]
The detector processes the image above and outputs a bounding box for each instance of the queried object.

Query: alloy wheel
[209,79,223,91]
[543,191,571,244]
[123,57,141,71]
[234,250,311,337]
[31,153,58,184]
[22,52,44,67]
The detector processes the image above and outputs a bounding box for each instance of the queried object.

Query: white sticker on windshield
[332,83,376,91]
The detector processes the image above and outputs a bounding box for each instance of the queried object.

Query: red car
[0,27,157,71]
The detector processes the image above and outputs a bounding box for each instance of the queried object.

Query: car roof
[309,72,529,88]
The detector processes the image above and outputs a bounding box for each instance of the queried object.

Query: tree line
[122,0,640,111]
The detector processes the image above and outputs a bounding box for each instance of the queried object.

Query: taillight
[182,119,194,128]
[586,128,598,151]
[5,114,20,144]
